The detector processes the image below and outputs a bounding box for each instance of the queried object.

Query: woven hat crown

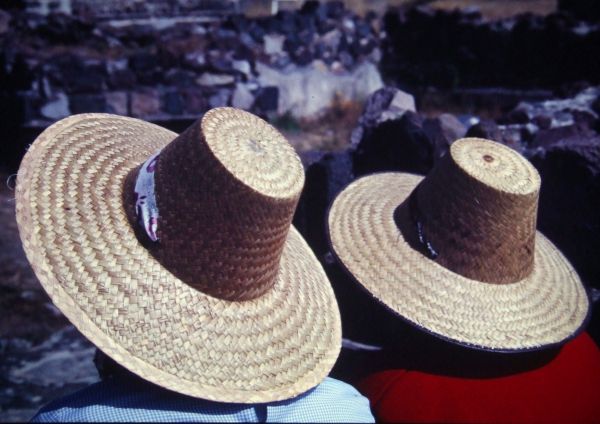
[123,108,305,301]
[398,137,541,284]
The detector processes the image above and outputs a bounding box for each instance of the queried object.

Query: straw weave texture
[123,108,305,301]
[413,139,540,283]
[16,113,341,402]
[328,140,588,350]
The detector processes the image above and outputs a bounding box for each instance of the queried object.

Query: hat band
[134,150,161,242]
[408,188,438,260]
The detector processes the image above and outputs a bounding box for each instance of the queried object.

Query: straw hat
[328,138,589,351]
[16,108,341,403]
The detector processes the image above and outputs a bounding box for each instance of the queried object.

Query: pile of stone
[381,5,600,90]
[0,0,381,129]
[293,85,600,290]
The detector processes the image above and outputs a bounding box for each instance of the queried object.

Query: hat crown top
[452,138,540,196]
[201,108,304,199]
[408,138,541,284]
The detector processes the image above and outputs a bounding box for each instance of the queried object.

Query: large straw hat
[328,138,589,351]
[16,108,341,403]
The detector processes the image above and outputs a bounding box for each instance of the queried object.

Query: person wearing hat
[327,137,600,423]
[16,108,374,422]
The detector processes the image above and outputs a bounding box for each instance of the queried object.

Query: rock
[293,150,354,259]
[49,56,106,94]
[497,125,526,153]
[466,119,503,143]
[506,107,530,124]
[338,51,354,69]
[40,93,69,120]
[532,124,596,149]
[263,33,286,55]
[232,60,252,78]
[509,88,600,129]
[592,96,600,117]
[164,69,196,87]
[0,10,11,35]
[231,83,255,110]
[529,136,600,287]
[196,73,235,87]
[256,60,383,119]
[353,111,434,177]
[8,327,97,387]
[382,8,600,89]
[350,87,416,148]
[105,91,128,116]
[128,53,161,85]
[107,69,136,90]
[208,89,230,108]
[128,52,158,73]
[131,88,160,118]
[423,113,467,161]
[253,86,278,112]
[69,94,107,114]
[298,150,326,168]
[532,114,552,130]
[558,0,600,21]
[182,88,209,115]
[388,89,417,113]
[320,29,342,51]
[182,52,206,70]
[162,91,183,115]
[106,59,128,74]
[290,45,313,67]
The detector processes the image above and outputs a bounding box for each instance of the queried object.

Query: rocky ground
[0,179,99,422]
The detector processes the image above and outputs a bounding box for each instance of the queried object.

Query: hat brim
[16,114,341,403]
[328,172,589,351]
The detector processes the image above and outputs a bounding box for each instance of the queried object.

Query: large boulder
[293,150,354,259]
[529,136,600,288]
[352,110,433,176]
[350,86,416,148]
[423,113,467,162]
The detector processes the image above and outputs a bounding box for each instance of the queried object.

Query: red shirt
[358,332,600,423]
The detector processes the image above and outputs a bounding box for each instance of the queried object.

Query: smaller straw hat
[328,138,589,351]
[16,108,341,403]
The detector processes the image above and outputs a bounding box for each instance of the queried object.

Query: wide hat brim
[16,114,341,403]
[328,172,589,351]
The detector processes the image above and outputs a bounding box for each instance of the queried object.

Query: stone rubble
[0,0,382,129]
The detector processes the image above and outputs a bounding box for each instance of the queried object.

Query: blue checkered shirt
[30,376,374,422]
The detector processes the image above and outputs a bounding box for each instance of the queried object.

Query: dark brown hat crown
[123,108,305,301]
[398,138,541,284]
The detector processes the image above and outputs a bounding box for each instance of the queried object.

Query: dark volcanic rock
[558,0,600,22]
[529,136,600,287]
[350,86,415,148]
[423,113,467,162]
[382,7,600,89]
[182,88,209,115]
[532,124,596,149]
[353,111,433,176]
[293,151,354,259]
[162,91,184,115]
[253,86,278,113]
[466,119,504,143]
[47,55,106,94]
[69,94,107,113]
